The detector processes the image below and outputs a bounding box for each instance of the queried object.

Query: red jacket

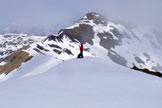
[80,44,84,51]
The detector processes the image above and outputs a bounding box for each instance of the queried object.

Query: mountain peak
[82,12,107,25]
[85,12,102,18]
[44,12,162,74]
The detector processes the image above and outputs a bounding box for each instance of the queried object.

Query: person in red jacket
[77,43,84,58]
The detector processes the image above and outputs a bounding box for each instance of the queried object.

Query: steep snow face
[112,28,162,71]
[0,57,161,108]
[43,12,162,73]
[0,34,45,58]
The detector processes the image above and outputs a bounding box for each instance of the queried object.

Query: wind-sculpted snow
[0,57,161,108]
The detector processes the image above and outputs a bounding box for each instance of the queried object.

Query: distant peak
[85,12,104,19]
[83,12,107,25]
[86,12,102,16]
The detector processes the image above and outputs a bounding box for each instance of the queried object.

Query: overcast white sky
[0,0,162,34]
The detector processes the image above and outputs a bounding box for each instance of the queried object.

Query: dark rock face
[98,31,121,50]
[61,24,95,45]
[110,26,124,39]
[53,49,62,54]
[85,12,108,25]
[63,49,73,55]
[48,44,62,49]
[45,35,63,42]
[37,44,49,52]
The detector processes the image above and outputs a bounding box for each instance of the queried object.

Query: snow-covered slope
[0,53,62,81]
[0,34,45,58]
[0,57,161,108]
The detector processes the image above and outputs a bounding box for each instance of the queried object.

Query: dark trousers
[77,51,83,58]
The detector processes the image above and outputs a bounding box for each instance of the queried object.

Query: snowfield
[0,57,161,108]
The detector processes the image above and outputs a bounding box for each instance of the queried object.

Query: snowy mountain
[0,34,45,58]
[0,12,162,81]
[0,57,162,108]
[37,12,162,72]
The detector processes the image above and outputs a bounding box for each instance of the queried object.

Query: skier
[77,43,84,58]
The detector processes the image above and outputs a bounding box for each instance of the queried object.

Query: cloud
[0,0,162,34]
